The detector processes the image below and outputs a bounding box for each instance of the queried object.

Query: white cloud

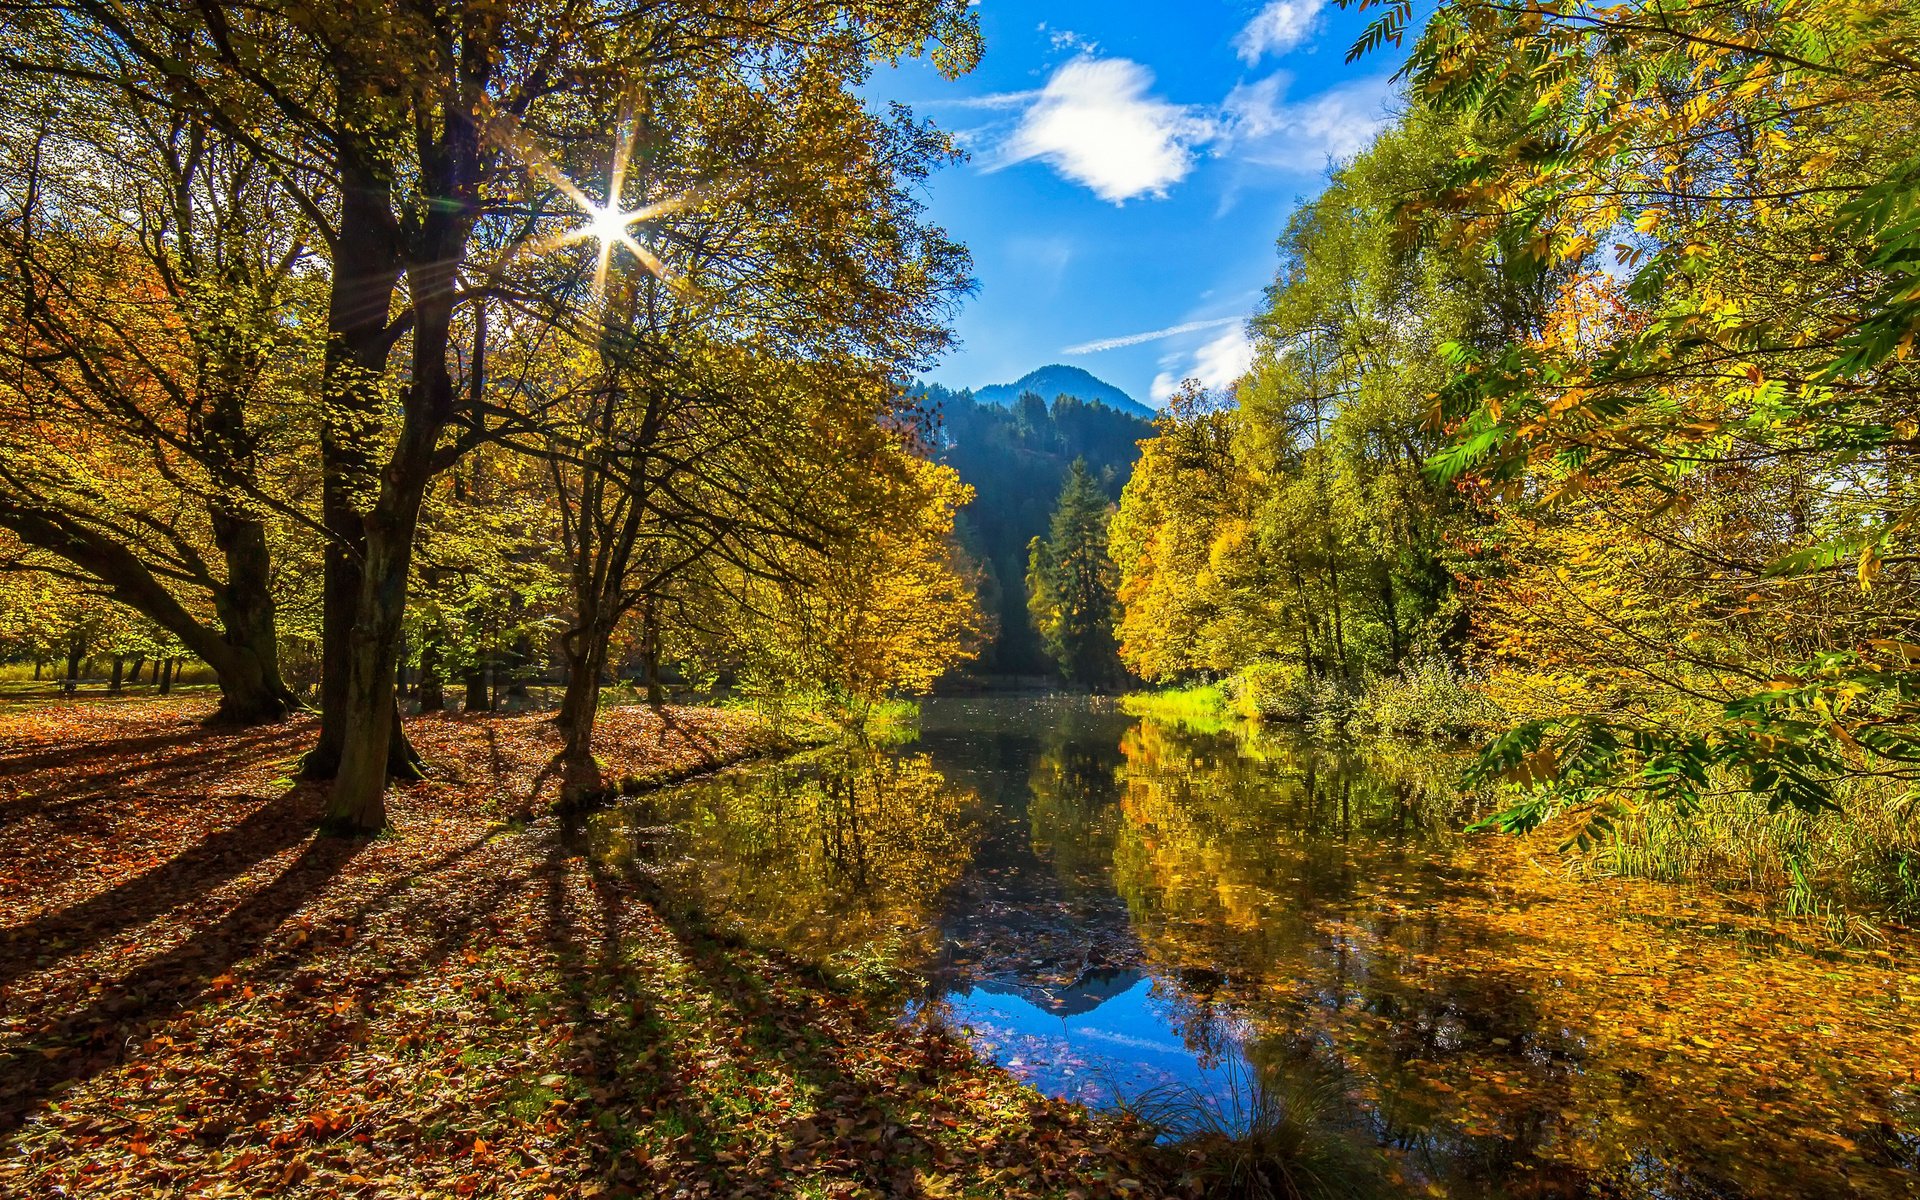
[996,58,1215,204]
[1149,323,1257,402]
[1235,0,1329,63]
[1062,317,1241,355]
[1221,72,1393,172]
[1192,325,1257,389]
[978,60,1392,202]
[1038,23,1099,55]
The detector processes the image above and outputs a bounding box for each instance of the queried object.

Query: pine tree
[1027,460,1124,689]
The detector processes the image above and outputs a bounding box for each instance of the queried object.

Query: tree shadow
[0,823,362,1135]
[552,826,947,1198]
[0,725,305,824]
[645,705,725,759]
[0,787,321,988]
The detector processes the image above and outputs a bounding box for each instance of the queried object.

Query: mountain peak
[971,365,1153,419]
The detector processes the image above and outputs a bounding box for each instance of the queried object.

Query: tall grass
[1578,774,1920,936]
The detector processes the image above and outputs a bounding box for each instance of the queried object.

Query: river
[580,695,1920,1198]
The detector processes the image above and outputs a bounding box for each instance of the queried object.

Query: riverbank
[0,700,1178,1197]
[1122,681,1920,935]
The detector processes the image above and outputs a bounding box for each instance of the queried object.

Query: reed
[1578,773,1920,936]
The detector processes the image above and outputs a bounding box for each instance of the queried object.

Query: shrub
[1225,661,1305,722]
[1351,655,1506,738]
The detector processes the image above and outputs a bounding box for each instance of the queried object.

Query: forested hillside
[916,383,1152,676]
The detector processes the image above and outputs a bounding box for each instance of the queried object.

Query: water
[581,695,1920,1198]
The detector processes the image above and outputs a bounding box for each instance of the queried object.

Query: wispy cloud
[1037,23,1100,55]
[1220,72,1393,172]
[1063,317,1242,355]
[1235,0,1330,63]
[918,90,1041,112]
[1151,324,1257,402]
[993,57,1217,204]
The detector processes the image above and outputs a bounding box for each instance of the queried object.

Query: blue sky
[873,0,1409,406]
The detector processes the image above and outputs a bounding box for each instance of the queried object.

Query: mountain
[970,365,1154,419]
[912,381,1155,678]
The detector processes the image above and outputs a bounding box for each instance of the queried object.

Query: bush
[1351,655,1506,738]
[1224,661,1305,722]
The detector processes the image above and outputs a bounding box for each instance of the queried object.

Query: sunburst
[508,104,691,298]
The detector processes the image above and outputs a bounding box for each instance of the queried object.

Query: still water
[582,696,1920,1198]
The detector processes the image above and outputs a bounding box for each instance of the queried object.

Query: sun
[502,105,692,299]
[588,203,637,249]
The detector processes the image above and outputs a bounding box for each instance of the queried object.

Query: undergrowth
[1567,775,1920,937]
[1125,656,1506,740]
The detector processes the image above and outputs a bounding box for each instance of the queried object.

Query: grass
[723,688,925,747]
[1568,773,1920,937]
[1119,683,1233,732]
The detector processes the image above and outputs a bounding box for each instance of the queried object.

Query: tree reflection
[1099,715,1920,1198]
[587,704,1920,1199]
[586,744,979,966]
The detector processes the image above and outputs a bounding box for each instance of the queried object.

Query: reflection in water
[585,697,1920,1199]
[918,973,1251,1109]
[582,743,978,965]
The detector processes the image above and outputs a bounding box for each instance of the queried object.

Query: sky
[870,0,1410,407]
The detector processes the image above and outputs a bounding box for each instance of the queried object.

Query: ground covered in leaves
[0,700,1178,1198]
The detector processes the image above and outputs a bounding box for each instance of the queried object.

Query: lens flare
[501,104,691,299]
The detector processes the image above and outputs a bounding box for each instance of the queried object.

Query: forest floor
[0,699,1175,1199]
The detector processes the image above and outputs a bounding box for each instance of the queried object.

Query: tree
[721,455,984,726]
[1027,460,1124,689]
[0,70,315,722]
[1366,0,1920,828]
[484,44,975,801]
[1109,112,1513,703]
[1,0,983,830]
[1109,385,1245,682]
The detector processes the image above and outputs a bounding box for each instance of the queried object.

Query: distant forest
[916,384,1153,677]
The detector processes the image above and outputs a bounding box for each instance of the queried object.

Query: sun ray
[492,106,689,300]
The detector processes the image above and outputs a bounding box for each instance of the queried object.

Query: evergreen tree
[1026,461,1124,689]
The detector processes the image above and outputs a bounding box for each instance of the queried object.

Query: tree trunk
[109,656,124,693]
[158,659,173,695]
[417,641,445,713]
[505,634,532,700]
[324,521,421,834]
[31,659,41,682]
[306,149,409,779]
[63,634,82,696]
[127,654,144,687]
[149,658,161,684]
[3,502,296,724]
[322,210,467,832]
[1380,574,1402,668]
[642,599,665,706]
[555,624,611,808]
[464,668,491,713]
